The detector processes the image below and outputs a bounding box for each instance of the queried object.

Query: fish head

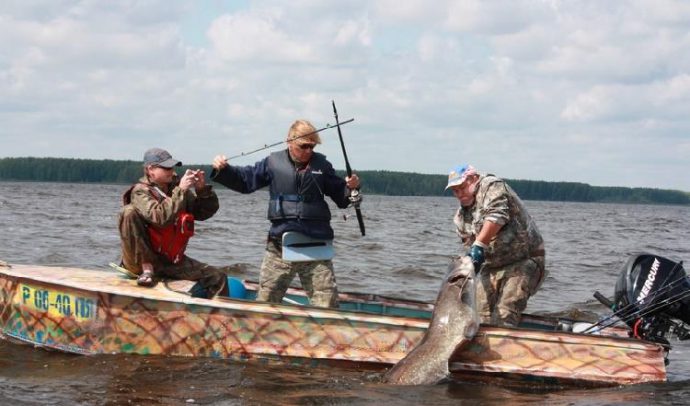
[446,256,475,285]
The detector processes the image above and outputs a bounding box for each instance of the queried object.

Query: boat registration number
[14,283,97,322]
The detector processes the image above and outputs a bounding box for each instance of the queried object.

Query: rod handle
[594,291,615,309]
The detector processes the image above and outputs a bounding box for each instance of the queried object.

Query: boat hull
[450,325,666,387]
[0,263,667,387]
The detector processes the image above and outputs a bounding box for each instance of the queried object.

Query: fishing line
[226,118,354,161]
[587,289,690,336]
[584,273,690,333]
[583,261,684,332]
[584,278,687,332]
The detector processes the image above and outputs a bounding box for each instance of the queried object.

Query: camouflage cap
[143,148,182,168]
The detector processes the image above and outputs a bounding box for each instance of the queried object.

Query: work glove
[468,243,485,271]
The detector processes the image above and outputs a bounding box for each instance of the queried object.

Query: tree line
[1,157,689,205]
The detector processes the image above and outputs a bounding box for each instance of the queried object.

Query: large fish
[383,256,479,385]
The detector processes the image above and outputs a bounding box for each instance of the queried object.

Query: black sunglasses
[298,143,316,150]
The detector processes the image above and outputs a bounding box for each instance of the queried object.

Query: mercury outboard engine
[609,253,690,345]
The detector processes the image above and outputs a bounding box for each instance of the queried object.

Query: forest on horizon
[1,157,689,205]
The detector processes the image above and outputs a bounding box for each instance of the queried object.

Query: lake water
[1,181,689,405]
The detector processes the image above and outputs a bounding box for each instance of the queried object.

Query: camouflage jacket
[122,176,219,227]
[453,174,544,268]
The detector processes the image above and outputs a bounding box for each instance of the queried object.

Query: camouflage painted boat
[0,261,670,387]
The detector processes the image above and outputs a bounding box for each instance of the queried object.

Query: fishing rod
[226,118,354,161]
[591,285,690,331]
[332,100,365,237]
[584,261,684,332]
[618,285,684,322]
[586,279,684,332]
[583,270,690,333]
[585,288,690,339]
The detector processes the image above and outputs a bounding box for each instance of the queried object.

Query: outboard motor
[611,253,690,344]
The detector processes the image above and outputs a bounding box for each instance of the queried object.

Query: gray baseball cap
[143,148,182,168]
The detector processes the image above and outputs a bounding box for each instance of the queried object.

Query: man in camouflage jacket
[118,148,228,298]
[446,164,545,327]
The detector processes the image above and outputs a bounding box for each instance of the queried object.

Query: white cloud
[207,10,314,63]
[1,1,690,191]
[372,0,445,24]
[655,74,690,104]
[444,0,548,35]
[333,18,371,47]
[562,74,690,123]
[561,86,612,121]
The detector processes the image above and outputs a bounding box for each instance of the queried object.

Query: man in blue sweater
[211,119,360,308]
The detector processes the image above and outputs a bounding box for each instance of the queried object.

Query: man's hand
[212,155,228,171]
[193,169,206,191]
[468,243,485,271]
[179,169,198,191]
[346,173,360,189]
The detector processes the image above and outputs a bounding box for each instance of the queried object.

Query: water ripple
[1,182,690,403]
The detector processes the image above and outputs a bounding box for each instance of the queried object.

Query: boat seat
[227,277,247,299]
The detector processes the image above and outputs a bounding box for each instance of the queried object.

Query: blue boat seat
[227,277,247,299]
[188,277,247,299]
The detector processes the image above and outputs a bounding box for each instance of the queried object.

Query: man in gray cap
[118,147,228,298]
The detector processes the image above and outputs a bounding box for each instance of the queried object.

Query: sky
[1,1,689,191]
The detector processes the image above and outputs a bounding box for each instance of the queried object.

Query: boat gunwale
[474,324,666,351]
[1,264,667,351]
[0,264,432,328]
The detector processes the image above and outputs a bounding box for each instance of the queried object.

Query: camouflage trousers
[118,205,228,298]
[476,255,545,327]
[257,241,338,308]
